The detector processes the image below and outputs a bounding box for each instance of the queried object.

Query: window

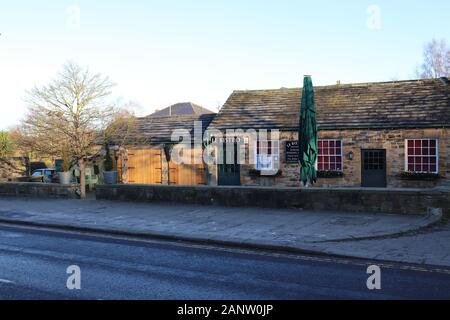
[318,140,343,171]
[363,150,385,170]
[406,139,438,173]
[256,140,279,170]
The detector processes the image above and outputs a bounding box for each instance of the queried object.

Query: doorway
[218,139,241,186]
[361,149,387,188]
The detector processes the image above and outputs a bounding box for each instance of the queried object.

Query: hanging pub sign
[285,141,299,164]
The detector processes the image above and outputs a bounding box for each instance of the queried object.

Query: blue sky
[0,0,449,129]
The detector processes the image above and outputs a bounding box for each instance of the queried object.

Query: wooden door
[169,159,179,185]
[168,147,206,185]
[127,149,162,185]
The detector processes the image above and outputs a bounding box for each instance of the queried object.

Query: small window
[318,139,343,171]
[256,140,279,170]
[406,139,438,173]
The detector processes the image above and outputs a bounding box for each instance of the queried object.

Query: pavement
[2,224,450,300]
[0,197,448,268]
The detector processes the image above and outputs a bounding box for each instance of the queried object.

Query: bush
[400,172,439,181]
[0,131,14,158]
[317,171,344,178]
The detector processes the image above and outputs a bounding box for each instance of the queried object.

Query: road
[0,224,449,300]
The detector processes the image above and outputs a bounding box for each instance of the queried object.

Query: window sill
[249,169,282,177]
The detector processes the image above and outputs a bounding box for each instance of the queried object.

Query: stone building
[206,78,450,188]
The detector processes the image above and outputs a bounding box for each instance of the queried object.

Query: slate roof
[209,78,450,131]
[134,114,216,144]
[125,102,216,144]
[150,102,215,118]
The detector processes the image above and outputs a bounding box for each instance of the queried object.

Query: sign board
[285,141,299,164]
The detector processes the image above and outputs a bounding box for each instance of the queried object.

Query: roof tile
[209,78,450,130]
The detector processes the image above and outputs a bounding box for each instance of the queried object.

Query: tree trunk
[78,159,86,199]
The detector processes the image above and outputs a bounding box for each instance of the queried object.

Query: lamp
[348,151,354,161]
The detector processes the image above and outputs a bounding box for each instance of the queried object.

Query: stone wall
[96,184,450,216]
[0,183,79,199]
[228,128,450,188]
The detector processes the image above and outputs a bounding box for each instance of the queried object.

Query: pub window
[406,139,438,173]
[318,140,343,171]
[256,140,279,170]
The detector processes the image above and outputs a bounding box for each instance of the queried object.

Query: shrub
[104,144,114,172]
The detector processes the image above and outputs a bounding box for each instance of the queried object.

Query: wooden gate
[169,148,207,185]
[127,148,162,185]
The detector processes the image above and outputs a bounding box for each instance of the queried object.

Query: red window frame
[318,139,343,171]
[405,139,438,173]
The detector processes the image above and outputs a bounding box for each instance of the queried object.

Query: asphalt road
[0,224,449,300]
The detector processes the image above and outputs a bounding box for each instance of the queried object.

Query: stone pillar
[161,146,169,185]
[119,148,129,184]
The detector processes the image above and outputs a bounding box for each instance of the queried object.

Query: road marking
[0,279,15,284]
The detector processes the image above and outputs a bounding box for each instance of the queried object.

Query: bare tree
[417,38,450,79]
[103,109,144,147]
[11,123,70,162]
[115,98,146,116]
[22,62,116,199]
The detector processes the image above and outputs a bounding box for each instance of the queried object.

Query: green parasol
[299,75,318,186]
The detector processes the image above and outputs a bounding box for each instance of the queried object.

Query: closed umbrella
[299,75,318,186]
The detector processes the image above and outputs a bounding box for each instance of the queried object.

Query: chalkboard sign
[285,141,299,164]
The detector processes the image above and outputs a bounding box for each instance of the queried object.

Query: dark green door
[218,140,241,186]
[362,149,387,188]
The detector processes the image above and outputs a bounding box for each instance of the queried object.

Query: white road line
[0,279,15,284]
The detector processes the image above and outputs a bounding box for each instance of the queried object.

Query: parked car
[31,168,59,183]
[29,162,48,174]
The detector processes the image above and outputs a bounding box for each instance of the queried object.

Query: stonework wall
[96,184,450,216]
[161,148,170,185]
[323,128,449,188]
[316,128,449,188]
[0,182,79,199]
[213,128,449,188]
